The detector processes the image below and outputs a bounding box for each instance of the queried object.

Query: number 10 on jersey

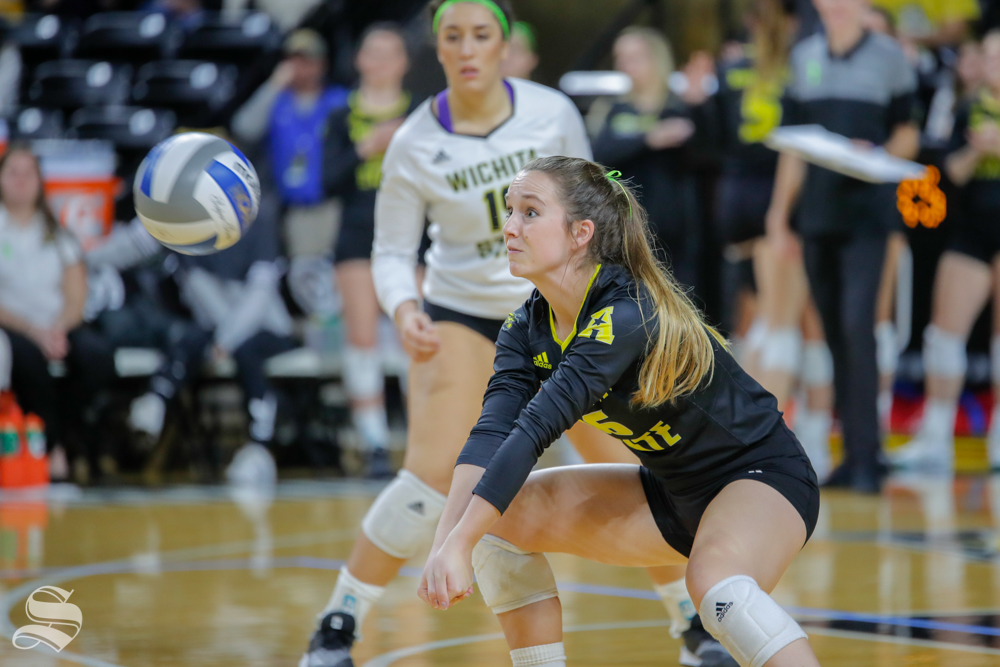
[483,185,511,232]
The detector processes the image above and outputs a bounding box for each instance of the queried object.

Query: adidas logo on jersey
[533,352,552,370]
[716,601,733,622]
[432,149,451,164]
[407,501,425,515]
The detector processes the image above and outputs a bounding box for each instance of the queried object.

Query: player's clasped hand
[418,542,474,611]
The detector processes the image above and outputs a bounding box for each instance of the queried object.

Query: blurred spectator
[232,28,349,259]
[0,142,115,482]
[710,0,835,481]
[323,23,412,478]
[132,201,293,470]
[894,30,1000,472]
[767,0,920,492]
[85,218,203,443]
[589,27,703,288]
[871,0,980,50]
[500,21,539,80]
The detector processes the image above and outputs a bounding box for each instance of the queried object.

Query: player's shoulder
[382,97,442,169]
[510,78,578,117]
[589,265,648,324]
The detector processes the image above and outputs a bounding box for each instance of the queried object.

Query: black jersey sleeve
[456,308,540,469]
[472,296,651,514]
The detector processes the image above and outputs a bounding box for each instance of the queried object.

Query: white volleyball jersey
[372,77,592,321]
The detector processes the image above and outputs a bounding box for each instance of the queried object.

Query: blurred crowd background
[0,0,995,490]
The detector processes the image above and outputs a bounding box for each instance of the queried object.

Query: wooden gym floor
[0,471,999,667]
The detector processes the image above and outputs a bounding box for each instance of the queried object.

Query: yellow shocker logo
[579,306,614,344]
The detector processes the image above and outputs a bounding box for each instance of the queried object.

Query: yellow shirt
[872,0,979,35]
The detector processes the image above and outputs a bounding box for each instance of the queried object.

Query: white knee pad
[923,325,966,379]
[472,534,559,615]
[799,341,833,388]
[360,470,446,559]
[699,575,807,667]
[343,345,385,400]
[876,322,899,377]
[760,328,803,373]
[0,329,10,389]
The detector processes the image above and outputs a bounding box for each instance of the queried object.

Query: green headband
[513,21,536,51]
[606,170,633,219]
[433,0,510,40]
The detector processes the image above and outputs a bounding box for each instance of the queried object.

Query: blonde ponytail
[525,156,721,407]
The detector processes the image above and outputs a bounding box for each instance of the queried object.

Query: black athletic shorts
[640,424,820,558]
[947,210,1000,265]
[714,174,774,246]
[333,203,433,266]
[424,300,506,343]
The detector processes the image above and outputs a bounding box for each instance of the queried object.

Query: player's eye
[525,208,538,218]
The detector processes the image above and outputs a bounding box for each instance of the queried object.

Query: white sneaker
[226,442,277,487]
[890,435,954,472]
[129,392,166,438]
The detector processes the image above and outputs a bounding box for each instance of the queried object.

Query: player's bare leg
[477,465,818,666]
[303,323,495,667]
[565,422,734,665]
[894,251,990,470]
[795,302,834,481]
[336,260,392,477]
[757,241,809,409]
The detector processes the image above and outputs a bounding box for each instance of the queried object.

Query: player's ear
[572,219,595,249]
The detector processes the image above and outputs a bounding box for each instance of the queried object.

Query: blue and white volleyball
[133,132,261,255]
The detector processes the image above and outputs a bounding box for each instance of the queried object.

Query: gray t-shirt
[0,208,81,329]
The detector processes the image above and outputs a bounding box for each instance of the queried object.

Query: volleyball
[133,132,261,255]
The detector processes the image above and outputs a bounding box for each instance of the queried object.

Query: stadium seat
[9,14,78,98]
[68,106,176,150]
[132,60,237,127]
[176,12,281,67]
[28,60,132,111]
[9,107,64,140]
[74,12,182,64]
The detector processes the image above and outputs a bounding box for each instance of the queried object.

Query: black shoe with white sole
[299,612,356,667]
[679,615,738,667]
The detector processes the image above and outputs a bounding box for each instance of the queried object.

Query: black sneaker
[367,448,395,480]
[680,615,738,667]
[299,612,356,667]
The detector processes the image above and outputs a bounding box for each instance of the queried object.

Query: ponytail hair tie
[606,170,632,219]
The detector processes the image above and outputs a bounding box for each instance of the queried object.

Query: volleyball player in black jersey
[419,156,820,667]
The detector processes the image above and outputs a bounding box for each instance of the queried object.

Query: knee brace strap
[923,325,966,379]
[472,534,559,615]
[760,328,803,373]
[699,575,807,667]
[799,341,833,387]
[360,470,446,559]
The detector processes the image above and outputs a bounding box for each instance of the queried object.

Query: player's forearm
[446,492,502,554]
[431,464,486,554]
[884,123,920,160]
[768,152,805,220]
[945,145,982,186]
